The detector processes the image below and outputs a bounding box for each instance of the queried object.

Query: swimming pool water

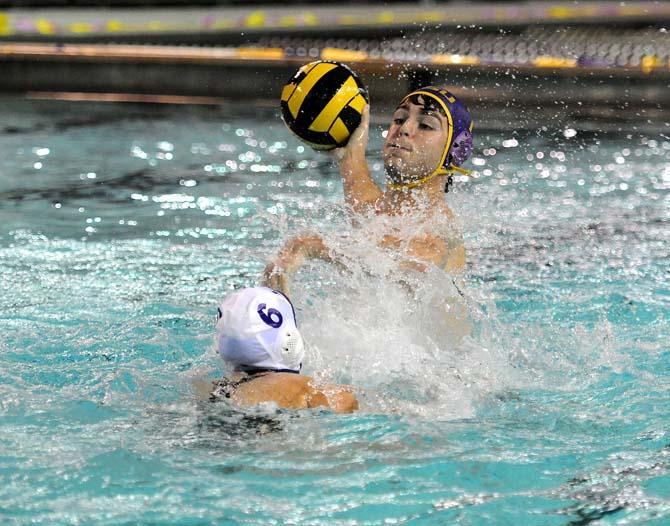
[1,96,668,525]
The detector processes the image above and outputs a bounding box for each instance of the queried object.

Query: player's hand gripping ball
[280,61,369,151]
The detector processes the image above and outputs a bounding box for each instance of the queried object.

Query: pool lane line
[0,42,284,64]
[2,42,669,79]
[23,92,287,109]
[24,91,229,105]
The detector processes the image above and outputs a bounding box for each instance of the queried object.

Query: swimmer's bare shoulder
[231,374,358,414]
[399,204,465,274]
[439,204,466,274]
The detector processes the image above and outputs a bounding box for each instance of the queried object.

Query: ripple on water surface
[0,98,669,525]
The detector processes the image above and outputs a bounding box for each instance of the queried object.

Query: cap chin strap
[387,164,471,191]
[449,165,471,176]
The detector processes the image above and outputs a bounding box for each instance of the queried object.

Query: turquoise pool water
[1,96,668,525]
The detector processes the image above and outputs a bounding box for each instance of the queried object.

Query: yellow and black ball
[280,61,369,151]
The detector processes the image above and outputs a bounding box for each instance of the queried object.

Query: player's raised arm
[280,61,378,214]
[332,105,383,214]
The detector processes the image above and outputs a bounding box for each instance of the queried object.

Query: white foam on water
[260,200,526,419]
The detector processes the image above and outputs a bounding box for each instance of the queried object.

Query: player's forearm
[261,235,332,294]
[297,235,331,262]
[262,246,303,295]
[339,148,382,213]
[262,265,293,295]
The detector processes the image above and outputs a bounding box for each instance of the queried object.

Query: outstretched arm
[261,235,331,296]
[225,373,359,414]
[332,105,383,214]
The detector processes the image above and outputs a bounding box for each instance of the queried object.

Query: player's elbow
[307,386,359,413]
[330,390,359,414]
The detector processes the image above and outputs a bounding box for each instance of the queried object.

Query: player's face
[382,98,450,182]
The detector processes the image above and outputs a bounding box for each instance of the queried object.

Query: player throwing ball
[265,86,474,294]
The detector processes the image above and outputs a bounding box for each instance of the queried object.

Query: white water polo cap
[216,287,305,373]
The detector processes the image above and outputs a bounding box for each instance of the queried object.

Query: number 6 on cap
[257,303,283,328]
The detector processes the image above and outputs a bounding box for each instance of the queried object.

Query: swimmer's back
[213,372,358,414]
